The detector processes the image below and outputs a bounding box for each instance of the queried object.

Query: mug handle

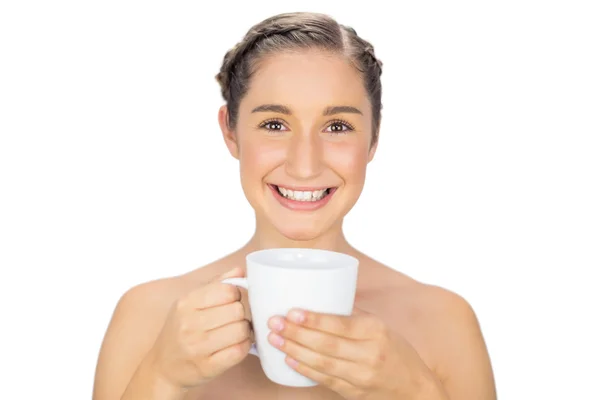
[221,277,259,357]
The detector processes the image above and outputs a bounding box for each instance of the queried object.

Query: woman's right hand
[147,266,253,389]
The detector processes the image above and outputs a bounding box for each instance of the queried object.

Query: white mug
[222,248,359,387]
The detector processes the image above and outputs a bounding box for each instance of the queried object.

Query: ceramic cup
[222,247,359,387]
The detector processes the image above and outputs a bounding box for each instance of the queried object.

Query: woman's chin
[280,228,320,242]
[275,222,325,243]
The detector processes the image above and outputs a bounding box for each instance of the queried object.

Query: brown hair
[215,12,383,144]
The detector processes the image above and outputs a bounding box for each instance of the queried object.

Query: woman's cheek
[239,138,286,180]
[246,137,283,158]
[325,141,370,182]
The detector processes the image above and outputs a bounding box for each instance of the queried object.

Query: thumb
[352,304,369,315]
[215,266,245,281]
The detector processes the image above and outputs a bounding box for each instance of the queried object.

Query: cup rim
[246,248,359,270]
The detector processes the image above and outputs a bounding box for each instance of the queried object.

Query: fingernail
[288,309,305,324]
[269,332,284,348]
[286,357,299,368]
[269,316,284,332]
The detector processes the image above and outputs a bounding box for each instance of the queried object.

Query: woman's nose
[285,133,323,180]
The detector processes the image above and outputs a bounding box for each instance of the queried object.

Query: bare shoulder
[92,262,226,399]
[101,260,232,343]
[358,263,482,342]
[410,283,496,399]
[360,262,496,399]
[102,266,219,344]
[399,281,482,333]
[92,276,182,399]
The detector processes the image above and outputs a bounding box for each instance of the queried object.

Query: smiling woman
[92,11,496,400]
[220,47,378,243]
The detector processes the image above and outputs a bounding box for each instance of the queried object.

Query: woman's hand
[267,308,447,400]
[148,267,253,390]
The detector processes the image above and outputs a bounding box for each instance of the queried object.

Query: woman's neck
[241,218,356,255]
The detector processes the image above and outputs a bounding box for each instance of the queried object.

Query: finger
[269,318,371,362]
[205,320,252,354]
[215,266,252,320]
[213,266,245,281]
[206,338,253,376]
[286,309,381,339]
[279,351,360,397]
[200,301,249,331]
[269,331,362,376]
[235,287,251,325]
[352,305,370,315]
[185,280,242,310]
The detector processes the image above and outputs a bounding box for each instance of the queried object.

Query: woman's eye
[260,120,353,134]
[261,121,286,133]
[331,123,345,132]
[326,122,352,134]
[267,122,283,130]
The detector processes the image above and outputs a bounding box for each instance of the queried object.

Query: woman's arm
[428,288,497,400]
[93,267,251,400]
[120,350,188,400]
[92,281,181,400]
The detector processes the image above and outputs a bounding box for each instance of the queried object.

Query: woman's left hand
[267,307,446,400]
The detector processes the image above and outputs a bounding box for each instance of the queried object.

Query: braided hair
[215,12,383,144]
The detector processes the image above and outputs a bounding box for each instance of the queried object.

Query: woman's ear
[368,139,378,162]
[218,105,239,159]
[368,119,381,162]
[369,127,379,162]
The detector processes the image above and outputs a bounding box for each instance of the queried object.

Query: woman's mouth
[275,186,331,202]
[267,184,337,210]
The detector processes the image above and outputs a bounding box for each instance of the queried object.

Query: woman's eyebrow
[251,104,292,115]
[251,104,363,116]
[323,105,363,116]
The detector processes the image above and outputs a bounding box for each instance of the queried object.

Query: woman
[93,11,496,400]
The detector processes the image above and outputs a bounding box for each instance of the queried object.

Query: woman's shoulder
[357,256,475,317]
[103,274,199,351]
[118,260,232,314]
[361,259,480,337]
[97,262,231,365]
[94,261,233,398]
[359,259,490,389]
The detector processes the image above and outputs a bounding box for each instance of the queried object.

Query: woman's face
[219,49,378,241]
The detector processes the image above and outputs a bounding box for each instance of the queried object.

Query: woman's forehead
[242,51,369,115]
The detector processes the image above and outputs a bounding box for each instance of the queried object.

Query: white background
[1,0,598,398]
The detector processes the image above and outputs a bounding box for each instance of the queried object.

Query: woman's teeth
[277,186,329,202]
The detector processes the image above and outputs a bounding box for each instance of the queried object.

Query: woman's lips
[268,184,337,211]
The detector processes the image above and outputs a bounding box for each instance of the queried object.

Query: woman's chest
[184,357,344,399]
